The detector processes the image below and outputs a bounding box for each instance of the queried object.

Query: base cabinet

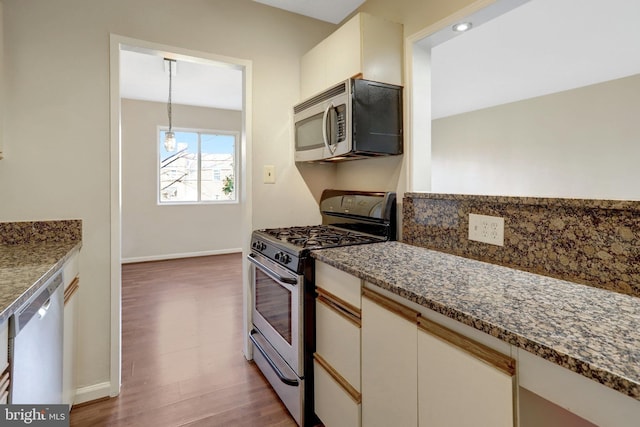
[62,250,80,407]
[314,356,361,427]
[0,320,8,403]
[361,288,418,427]
[314,262,517,427]
[417,317,516,427]
[314,262,362,427]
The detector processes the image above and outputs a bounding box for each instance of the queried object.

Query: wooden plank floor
[70,254,297,426]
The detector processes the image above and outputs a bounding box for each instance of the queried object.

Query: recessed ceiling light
[452,22,473,32]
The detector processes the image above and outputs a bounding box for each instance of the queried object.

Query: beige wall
[121,99,243,261]
[432,73,640,199]
[331,0,479,196]
[0,0,334,394]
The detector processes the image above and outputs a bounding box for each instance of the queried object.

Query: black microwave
[293,78,403,162]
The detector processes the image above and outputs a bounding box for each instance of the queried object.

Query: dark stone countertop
[0,240,81,324]
[311,241,640,401]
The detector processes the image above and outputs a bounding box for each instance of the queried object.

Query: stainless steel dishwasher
[9,271,64,404]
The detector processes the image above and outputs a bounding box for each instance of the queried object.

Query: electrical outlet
[263,165,276,184]
[468,213,504,246]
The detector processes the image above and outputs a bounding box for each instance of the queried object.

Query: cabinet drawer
[315,295,361,391]
[315,261,361,309]
[314,356,361,427]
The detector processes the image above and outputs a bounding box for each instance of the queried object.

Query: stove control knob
[275,252,291,264]
[252,241,266,252]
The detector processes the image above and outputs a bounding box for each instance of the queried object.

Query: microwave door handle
[322,103,337,155]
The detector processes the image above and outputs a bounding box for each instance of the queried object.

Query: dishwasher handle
[37,298,52,319]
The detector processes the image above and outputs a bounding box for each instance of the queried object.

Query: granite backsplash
[0,220,82,245]
[402,193,640,298]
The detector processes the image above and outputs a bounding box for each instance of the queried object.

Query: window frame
[157,126,240,205]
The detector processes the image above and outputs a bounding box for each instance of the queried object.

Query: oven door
[248,252,303,375]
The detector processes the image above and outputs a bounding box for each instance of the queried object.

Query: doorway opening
[110,35,253,396]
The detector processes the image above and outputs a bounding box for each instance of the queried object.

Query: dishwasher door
[9,272,64,404]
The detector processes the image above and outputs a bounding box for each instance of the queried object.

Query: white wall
[0,0,334,395]
[431,74,640,200]
[121,99,243,261]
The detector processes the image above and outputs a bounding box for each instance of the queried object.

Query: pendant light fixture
[164,58,177,152]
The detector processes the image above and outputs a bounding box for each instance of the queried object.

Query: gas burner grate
[260,225,381,249]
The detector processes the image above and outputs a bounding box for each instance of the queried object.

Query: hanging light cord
[167,59,173,132]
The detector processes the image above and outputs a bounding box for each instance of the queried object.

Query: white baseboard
[121,248,242,264]
[74,381,112,405]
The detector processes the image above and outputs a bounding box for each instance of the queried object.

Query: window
[159,129,237,203]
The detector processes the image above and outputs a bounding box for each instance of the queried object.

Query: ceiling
[119,0,363,109]
[119,50,243,111]
[253,0,365,24]
[120,0,639,118]
[429,0,640,118]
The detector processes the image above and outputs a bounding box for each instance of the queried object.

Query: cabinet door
[63,277,79,407]
[360,13,403,86]
[314,356,361,427]
[300,42,327,100]
[323,13,361,89]
[418,317,516,427]
[62,251,80,407]
[361,288,418,427]
[315,289,361,390]
[299,12,403,99]
[0,320,8,404]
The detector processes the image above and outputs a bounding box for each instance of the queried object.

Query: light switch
[263,165,276,184]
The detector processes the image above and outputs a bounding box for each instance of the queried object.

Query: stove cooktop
[259,225,383,250]
[250,190,396,273]
[251,225,385,273]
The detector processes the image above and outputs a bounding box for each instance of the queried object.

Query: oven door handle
[249,329,299,387]
[248,253,297,285]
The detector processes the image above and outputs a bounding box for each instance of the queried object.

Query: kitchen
[0,0,639,426]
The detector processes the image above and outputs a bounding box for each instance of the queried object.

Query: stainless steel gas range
[248,189,397,426]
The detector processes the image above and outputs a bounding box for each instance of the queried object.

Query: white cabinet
[361,288,418,427]
[316,289,361,389]
[314,261,362,427]
[417,316,516,427]
[300,12,403,99]
[62,250,80,407]
[315,261,361,309]
[0,320,8,404]
[314,356,361,427]
[314,262,516,427]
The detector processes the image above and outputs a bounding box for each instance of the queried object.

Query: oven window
[255,269,292,344]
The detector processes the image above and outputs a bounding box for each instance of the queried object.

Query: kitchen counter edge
[0,241,81,324]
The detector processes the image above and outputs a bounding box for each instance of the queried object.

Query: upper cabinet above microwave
[300,13,403,100]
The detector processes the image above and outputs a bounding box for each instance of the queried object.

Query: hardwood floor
[70,254,297,427]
